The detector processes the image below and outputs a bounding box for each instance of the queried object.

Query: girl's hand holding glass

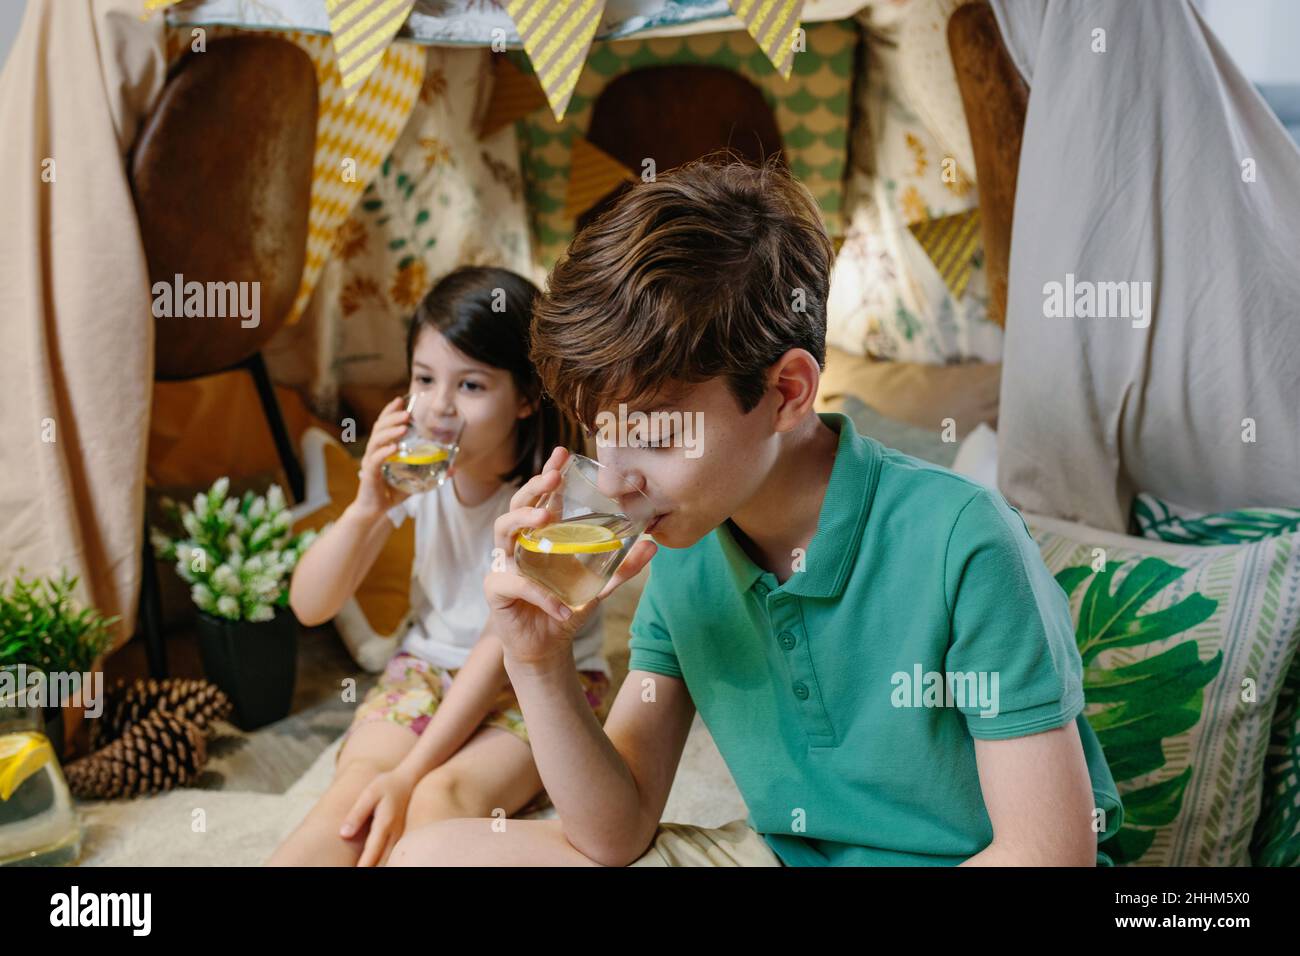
[354,396,416,517]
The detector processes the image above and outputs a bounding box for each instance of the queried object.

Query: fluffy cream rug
[74,713,745,866]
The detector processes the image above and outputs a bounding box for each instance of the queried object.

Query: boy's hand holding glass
[486,447,656,670]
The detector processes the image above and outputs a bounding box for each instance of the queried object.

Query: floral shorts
[339,652,612,813]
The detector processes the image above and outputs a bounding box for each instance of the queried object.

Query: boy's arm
[960,719,1099,866]
[505,659,695,867]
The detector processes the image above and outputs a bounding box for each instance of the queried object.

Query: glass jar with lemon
[0,666,80,866]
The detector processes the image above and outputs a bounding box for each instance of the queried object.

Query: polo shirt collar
[715,412,881,600]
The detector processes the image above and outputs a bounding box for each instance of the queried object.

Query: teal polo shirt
[628,412,1123,866]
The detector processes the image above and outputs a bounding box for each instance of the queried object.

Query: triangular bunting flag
[728,0,805,79]
[908,209,982,301]
[478,56,549,140]
[505,0,606,122]
[142,0,184,13]
[564,137,637,221]
[325,0,417,104]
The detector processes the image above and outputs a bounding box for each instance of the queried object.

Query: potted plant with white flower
[150,478,321,730]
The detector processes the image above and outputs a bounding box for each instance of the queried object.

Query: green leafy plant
[150,478,321,624]
[1058,556,1221,863]
[1133,497,1300,545]
[0,571,119,673]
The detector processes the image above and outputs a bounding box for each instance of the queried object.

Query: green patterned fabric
[1133,493,1300,867]
[1028,511,1300,865]
[509,20,856,268]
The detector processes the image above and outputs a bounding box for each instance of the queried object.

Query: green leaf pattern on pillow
[1058,557,1221,863]
[1131,493,1300,868]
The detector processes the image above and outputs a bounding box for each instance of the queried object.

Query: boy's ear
[764,348,816,429]
[517,396,539,419]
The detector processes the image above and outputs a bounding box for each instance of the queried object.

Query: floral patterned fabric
[265,44,537,419]
[826,0,1003,364]
[340,650,613,814]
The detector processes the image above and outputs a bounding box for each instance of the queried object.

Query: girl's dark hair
[405,265,581,487]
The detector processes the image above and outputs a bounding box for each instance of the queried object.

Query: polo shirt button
[779,632,796,650]
[793,681,809,700]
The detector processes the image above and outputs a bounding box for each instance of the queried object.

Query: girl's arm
[289,502,394,626]
[290,396,414,626]
[390,632,513,781]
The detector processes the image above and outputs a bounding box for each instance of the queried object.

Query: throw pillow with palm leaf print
[1133,493,1300,867]
[1026,512,1300,865]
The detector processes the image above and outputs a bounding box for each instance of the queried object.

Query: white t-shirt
[386,479,607,673]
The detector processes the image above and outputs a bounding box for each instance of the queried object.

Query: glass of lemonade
[0,667,81,866]
[382,391,464,495]
[514,454,654,609]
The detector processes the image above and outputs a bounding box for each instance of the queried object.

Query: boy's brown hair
[532,155,835,429]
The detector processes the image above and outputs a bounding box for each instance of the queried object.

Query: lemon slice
[388,447,449,466]
[518,522,623,555]
[0,732,54,801]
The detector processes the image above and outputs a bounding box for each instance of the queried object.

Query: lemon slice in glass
[388,447,449,466]
[518,522,623,555]
[0,732,55,801]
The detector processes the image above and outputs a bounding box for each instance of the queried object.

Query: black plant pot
[42,704,64,759]
[194,609,298,731]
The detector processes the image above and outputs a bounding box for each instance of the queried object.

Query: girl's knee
[388,819,461,866]
[406,768,483,823]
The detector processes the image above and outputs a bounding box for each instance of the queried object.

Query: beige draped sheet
[0,0,168,651]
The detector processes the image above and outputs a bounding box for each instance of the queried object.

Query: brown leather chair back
[130,36,317,379]
[577,64,785,230]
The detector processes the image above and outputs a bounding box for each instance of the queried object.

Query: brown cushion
[131,36,316,379]
[816,347,1000,439]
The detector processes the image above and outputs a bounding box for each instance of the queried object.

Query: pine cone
[66,712,209,800]
[90,678,232,748]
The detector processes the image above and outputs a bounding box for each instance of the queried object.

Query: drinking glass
[381,391,464,495]
[514,454,654,609]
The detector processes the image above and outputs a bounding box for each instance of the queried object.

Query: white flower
[266,485,285,514]
[251,522,273,548]
[233,513,249,534]
[182,512,200,537]
[221,497,239,519]
[273,510,292,533]
[212,564,240,595]
[216,595,239,619]
[248,603,275,623]
[244,556,264,575]
[249,497,266,521]
[226,533,243,556]
[191,583,215,609]
[194,492,209,517]
[250,576,278,599]
[211,476,230,503]
[149,528,172,553]
[174,558,194,584]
